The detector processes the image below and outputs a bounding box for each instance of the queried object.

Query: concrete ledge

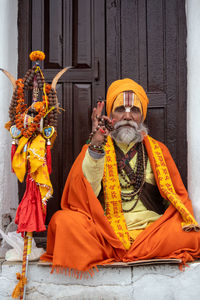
[0,261,200,299]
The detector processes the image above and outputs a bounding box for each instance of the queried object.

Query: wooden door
[106,0,187,185]
[18,0,187,225]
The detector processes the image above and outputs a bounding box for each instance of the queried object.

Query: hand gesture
[90,102,112,146]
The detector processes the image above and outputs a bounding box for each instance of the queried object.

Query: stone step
[0,260,200,299]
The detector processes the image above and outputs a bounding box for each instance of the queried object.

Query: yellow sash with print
[147,136,200,231]
[103,136,131,250]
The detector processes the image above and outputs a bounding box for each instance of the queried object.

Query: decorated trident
[1,51,70,299]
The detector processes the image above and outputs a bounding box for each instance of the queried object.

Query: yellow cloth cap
[106,78,149,119]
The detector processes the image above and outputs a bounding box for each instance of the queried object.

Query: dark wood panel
[73,84,92,157]
[32,0,44,68]
[43,68,93,82]
[106,0,121,86]
[121,0,139,79]
[147,93,166,107]
[147,0,164,92]
[49,0,63,66]
[92,0,106,106]
[73,0,92,67]
[62,83,74,187]
[18,0,32,77]
[175,0,187,183]
[63,0,72,66]
[165,0,178,162]
[138,0,148,90]
[44,0,63,68]
[146,108,165,143]
[46,84,63,223]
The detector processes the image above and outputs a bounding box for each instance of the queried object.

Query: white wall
[0,0,18,229]
[186,0,200,223]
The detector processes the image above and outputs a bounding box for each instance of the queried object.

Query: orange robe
[41,137,200,274]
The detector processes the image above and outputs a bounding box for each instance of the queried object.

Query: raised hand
[90,101,113,147]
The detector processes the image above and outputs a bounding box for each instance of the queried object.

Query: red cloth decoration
[11,143,17,173]
[46,145,52,175]
[15,173,46,234]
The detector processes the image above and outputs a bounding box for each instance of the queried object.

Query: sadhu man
[41,78,200,276]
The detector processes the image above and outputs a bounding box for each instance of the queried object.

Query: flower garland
[15,78,47,138]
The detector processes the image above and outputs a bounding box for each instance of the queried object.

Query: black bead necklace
[116,142,147,212]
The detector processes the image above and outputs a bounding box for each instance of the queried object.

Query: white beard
[111,120,148,145]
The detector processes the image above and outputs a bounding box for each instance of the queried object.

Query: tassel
[12,233,29,298]
[11,141,17,173]
[46,140,52,174]
[12,273,27,298]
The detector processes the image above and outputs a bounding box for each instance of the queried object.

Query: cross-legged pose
[41,78,200,275]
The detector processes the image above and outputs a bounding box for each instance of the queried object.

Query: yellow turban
[106,78,149,119]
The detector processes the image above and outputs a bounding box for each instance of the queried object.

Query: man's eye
[130,106,140,113]
[115,106,125,113]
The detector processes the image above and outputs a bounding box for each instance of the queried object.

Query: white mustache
[114,120,138,130]
[111,120,148,144]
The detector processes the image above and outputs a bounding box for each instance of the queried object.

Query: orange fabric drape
[40,137,200,275]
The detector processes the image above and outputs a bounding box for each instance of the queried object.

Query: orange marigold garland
[5,51,61,179]
[14,78,47,138]
[4,49,68,200]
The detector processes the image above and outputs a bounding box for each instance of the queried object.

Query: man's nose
[123,111,132,120]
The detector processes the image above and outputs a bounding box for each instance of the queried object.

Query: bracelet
[89,144,104,153]
[88,126,107,145]
[88,124,100,142]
